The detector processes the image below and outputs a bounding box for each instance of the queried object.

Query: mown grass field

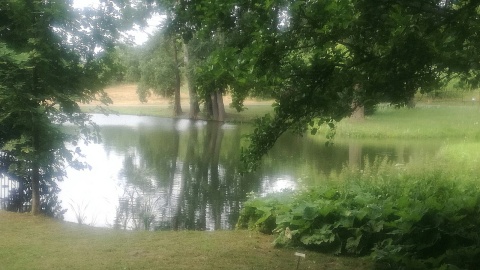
[0,211,371,270]
[335,104,480,139]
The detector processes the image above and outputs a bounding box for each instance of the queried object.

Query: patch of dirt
[101,84,170,106]
[92,84,272,107]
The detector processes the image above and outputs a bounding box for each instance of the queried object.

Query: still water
[58,114,442,230]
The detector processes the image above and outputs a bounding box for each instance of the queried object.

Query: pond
[53,114,447,230]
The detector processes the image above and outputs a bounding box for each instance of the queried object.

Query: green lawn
[333,104,480,139]
[0,211,371,270]
[80,103,274,123]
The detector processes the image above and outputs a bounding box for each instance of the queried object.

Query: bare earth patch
[93,84,272,107]
[101,84,170,106]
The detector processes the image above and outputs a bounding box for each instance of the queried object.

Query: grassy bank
[0,211,371,270]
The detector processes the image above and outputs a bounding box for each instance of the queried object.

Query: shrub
[237,154,480,269]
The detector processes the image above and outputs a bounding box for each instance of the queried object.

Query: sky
[126,16,165,45]
[72,0,164,45]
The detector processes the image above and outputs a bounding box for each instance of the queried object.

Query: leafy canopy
[166,0,480,169]
[0,0,126,214]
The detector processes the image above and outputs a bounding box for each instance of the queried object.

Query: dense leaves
[165,0,480,168]
[0,0,120,214]
[237,155,480,269]
[137,34,181,100]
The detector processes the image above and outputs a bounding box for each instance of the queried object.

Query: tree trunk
[173,39,182,116]
[210,92,219,120]
[204,94,213,117]
[406,96,416,108]
[351,83,364,120]
[210,90,225,122]
[31,132,41,215]
[31,164,41,215]
[31,61,41,215]
[351,105,365,120]
[216,90,225,122]
[183,42,200,119]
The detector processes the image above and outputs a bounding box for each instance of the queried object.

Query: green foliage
[137,33,181,100]
[166,0,480,166]
[0,0,121,215]
[104,45,142,84]
[238,150,480,269]
[237,192,294,234]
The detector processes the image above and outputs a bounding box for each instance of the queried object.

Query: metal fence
[0,175,18,210]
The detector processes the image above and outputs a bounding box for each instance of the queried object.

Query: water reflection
[110,120,246,230]
[55,115,442,230]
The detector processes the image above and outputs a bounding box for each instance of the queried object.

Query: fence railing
[0,175,18,210]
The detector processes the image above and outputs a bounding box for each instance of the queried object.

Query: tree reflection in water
[58,115,439,230]
[111,120,257,230]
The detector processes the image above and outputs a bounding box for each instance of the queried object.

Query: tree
[107,45,143,84]
[183,42,201,119]
[0,0,120,215]
[192,35,235,122]
[166,0,480,169]
[148,0,229,121]
[137,32,183,116]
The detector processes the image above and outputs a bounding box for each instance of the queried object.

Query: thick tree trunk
[183,42,200,119]
[209,90,225,122]
[173,39,182,116]
[351,83,364,120]
[351,105,365,120]
[406,96,416,108]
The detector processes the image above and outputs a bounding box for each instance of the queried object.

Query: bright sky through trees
[126,16,164,45]
[73,0,164,45]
